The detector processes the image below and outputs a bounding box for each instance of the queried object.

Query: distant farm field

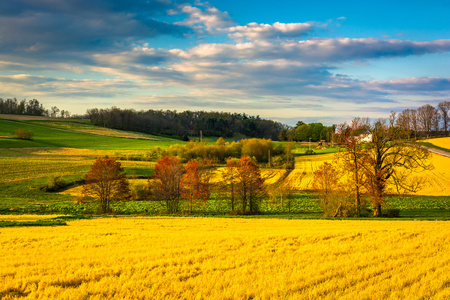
[0,119,181,149]
[1,217,449,299]
[425,137,450,150]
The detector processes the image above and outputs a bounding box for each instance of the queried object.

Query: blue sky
[0,0,449,125]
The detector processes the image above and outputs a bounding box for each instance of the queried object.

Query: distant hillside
[86,107,288,140]
[0,118,182,150]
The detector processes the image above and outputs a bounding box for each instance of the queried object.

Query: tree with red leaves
[235,156,264,214]
[181,160,210,213]
[83,157,130,213]
[152,156,184,213]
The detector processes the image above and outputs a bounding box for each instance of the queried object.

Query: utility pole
[200,130,203,143]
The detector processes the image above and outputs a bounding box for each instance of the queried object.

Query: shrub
[383,208,401,218]
[41,176,65,192]
[15,129,34,140]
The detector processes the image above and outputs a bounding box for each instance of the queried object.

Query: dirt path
[421,146,450,158]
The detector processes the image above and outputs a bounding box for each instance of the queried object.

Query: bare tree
[417,104,438,137]
[396,109,418,139]
[437,101,450,135]
[363,120,432,217]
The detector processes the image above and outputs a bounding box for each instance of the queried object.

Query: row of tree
[0,98,46,116]
[86,107,287,140]
[396,101,450,138]
[83,156,268,215]
[0,98,71,118]
[143,138,295,168]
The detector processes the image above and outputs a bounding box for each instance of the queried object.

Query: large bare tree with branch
[363,120,432,216]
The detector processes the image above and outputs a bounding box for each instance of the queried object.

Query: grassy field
[1,217,449,299]
[0,119,182,149]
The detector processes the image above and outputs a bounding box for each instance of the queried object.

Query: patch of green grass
[123,166,155,178]
[0,219,67,227]
[419,142,450,153]
[385,195,450,210]
[0,215,92,227]
[0,119,184,150]
[293,146,341,156]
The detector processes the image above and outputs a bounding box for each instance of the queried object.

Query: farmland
[1,118,450,217]
[1,116,450,299]
[1,217,449,299]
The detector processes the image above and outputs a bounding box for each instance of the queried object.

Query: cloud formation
[227,22,313,40]
[1,0,449,124]
[0,0,188,56]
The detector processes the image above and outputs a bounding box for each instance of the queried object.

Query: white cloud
[227,22,312,40]
[173,4,234,32]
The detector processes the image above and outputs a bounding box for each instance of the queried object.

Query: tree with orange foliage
[333,117,370,216]
[83,157,130,213]
[151,156,184,213]
[180,160,210,213]
[235,156,264,214]
[221,159,239,211]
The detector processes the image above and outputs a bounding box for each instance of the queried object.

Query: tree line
[0,98,72,118]
[86,107,287,140]
[396,101,450,138]
[83,155,271,215]
[0,98,46,116]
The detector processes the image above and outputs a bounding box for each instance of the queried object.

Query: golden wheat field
[1,217,449,299]
[425,137,450,150]
[278,152,450,196]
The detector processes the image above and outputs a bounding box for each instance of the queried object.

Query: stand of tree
[0,98,72,118]
[396,101,450,138]
[86,107,287,140]
[279,121,335,142]
[0,98,46,116]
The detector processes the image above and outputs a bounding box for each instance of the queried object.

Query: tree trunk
[373,202,382,217]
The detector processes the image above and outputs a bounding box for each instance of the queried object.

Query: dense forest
[86,107,288,140]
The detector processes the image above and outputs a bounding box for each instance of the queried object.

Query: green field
[0,119,182,149]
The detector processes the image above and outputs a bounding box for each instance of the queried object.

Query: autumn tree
[235,156,265,214]
[83,157,130,213]
[333,118,370,216]
[180,160,210,213]
[220,159,239,211]
[313,162,345,217]
[151,156,184,213]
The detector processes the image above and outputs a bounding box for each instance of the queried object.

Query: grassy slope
[0,119,183,150]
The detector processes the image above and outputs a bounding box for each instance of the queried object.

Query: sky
[1,0,449,125]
